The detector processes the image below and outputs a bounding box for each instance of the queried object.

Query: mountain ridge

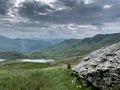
[0,35,63,52]
[33,33,120,59]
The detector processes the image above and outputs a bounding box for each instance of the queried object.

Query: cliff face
[74,42,120,90]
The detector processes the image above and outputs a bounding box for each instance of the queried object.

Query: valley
[0,33,120,61]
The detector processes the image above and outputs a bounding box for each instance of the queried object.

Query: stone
[73,42,120,90]
[71,78,78,84]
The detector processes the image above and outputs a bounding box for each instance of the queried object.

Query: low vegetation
[0,61,94,90]
[0,54,119,90]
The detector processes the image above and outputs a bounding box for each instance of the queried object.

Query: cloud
[19,1,54,17]
[0,0,120,24]
[0,0,120,39]
[0,0,12,15]
[17,0,120,25]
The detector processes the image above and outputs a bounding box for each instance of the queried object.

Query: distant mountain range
[0,35,63,52]
[32,33,120,59]
[0,33,120,60]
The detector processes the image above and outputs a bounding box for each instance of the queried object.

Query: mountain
[29,38,64,45]
[33,33,120,59]
[0,35,62,52]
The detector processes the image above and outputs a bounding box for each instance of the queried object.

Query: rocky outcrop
[73,42,120,90]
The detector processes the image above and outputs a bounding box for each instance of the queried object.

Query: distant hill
[0,51,28,60]
[32,33,120,59]
[0,35,63,52]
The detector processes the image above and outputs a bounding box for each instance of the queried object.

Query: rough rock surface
[73,42,120,90]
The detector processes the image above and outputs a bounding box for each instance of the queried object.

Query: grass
[0,61,93,90]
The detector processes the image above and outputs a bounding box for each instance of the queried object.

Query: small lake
[0,59,5,62]
[0,59,54,63]
[20,59,54,63]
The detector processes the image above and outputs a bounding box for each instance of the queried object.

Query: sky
[0,0,120,39]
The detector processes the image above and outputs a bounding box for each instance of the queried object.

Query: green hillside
[32,33,120,59]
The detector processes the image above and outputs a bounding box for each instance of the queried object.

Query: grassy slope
[0,62,93,90]
[34,33,120,59]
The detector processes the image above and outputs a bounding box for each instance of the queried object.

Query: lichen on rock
[73,42,120,90]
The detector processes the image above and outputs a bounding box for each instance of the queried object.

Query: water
[20,59,54,63]
[0,59,54,63]
[0,59,5,62]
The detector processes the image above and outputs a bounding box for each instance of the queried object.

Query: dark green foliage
[30,51,51,59]
[0,51,28,60]
[67,63,71,69]
[113,85,120,90]
[70,71,79,77]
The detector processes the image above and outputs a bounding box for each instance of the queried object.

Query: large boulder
[73,42,120,90]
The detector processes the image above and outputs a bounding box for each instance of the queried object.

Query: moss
[113,85,120,90]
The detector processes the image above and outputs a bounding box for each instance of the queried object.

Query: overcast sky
[0,0,120,39]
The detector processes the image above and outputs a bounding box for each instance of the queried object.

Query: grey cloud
[19,1,54,19]
[0,0,11,15]
[15,0,120,25]
[0,0,120,39]
[52,0,120,24]
[0,0,120,25]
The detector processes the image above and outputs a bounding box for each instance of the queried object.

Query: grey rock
[71,78,78,84]
[73,42,120,90]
